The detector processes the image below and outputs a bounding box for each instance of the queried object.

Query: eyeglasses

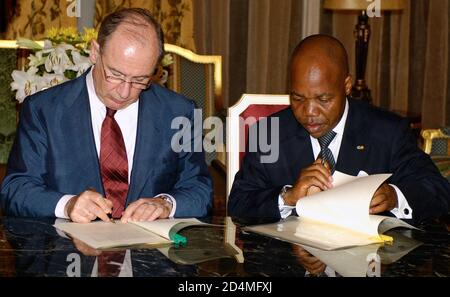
[99,56,151,90]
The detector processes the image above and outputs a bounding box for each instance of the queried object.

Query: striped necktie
[318,130,337,174]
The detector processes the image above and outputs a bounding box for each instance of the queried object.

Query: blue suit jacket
[1,72,212,218]
[228,99,450,224]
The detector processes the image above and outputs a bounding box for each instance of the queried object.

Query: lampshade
[323,0,405,11]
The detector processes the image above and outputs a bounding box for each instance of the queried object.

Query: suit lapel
[335,100,368,176]
[290,129,315,180]
[127,91,162,202]
[280,110,315,181]
[63,74,104,193]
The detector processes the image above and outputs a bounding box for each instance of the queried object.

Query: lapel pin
[357,145,365,150]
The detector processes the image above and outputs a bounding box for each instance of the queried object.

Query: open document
[245,171,418,250]
[54,218,208,250]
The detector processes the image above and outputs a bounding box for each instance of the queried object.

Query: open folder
[54,218,209,250]
[245,171,418,250]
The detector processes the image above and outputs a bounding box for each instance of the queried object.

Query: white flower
[69,50,93,77]
[44,43,75,75]
[42,39,54,51]
[161,53,173,67]
[10,67,42,103]
[42,73,68,89]
[28,51,46,68]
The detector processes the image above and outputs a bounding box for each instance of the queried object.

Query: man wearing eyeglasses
[1,8,213,223]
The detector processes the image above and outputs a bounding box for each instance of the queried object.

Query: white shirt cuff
[155,193,176,218]
[389,184,413,219]
[278,185,295,219]
[55,194,76,219]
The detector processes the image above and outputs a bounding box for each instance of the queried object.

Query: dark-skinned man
[228,34,450,225]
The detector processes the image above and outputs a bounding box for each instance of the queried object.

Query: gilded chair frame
[421,129,450,154]
[226,94,290,197]
[0,40,44,70]
[0,40,20,48]
[164,43,222,119]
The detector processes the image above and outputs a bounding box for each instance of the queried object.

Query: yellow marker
[369,234,393,244]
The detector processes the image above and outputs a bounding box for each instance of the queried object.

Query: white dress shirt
[278,99,412,219]
[55,68,176,218]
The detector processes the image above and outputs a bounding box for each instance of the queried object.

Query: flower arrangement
[11,27,173,103]
[11,27,95,103]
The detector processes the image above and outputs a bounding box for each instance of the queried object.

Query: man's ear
[344,75,352,95]
[89,39,100,64]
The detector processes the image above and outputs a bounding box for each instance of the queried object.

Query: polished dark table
[0,215,449,277]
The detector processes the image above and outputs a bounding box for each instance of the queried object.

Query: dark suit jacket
[0,71,212,218]
[228,99,450,224]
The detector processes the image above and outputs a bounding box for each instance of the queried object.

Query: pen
[107,211,116,224]
[103,197,115,224]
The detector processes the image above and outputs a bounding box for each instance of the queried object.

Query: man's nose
[117,81,132,99]
[303,100,319,116]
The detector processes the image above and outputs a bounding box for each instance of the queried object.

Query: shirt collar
[332,98,349,136]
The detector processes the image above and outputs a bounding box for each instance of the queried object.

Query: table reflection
[0,215,448,277]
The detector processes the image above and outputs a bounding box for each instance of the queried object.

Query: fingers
[302,160,333,188]
[290,161,334,200]
[121,200,144,223]
[90,195,113,222]
[313,158,333,179]
[370,183,398,214]
[308,263,327,276]
[67,189,112,223]
[292,244,326,274]
[369,200,387,214]
[121,198,170,223]
[306,185,321,196]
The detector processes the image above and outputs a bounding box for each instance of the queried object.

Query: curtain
[194,0,449,128]
[4,0,195,50]
[193,0,309,108]
[193,0,231,108]
[94,0,195,50]
[4,0,76,39]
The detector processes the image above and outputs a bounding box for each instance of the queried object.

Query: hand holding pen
[86,188,115,223]
[65,188,115,223]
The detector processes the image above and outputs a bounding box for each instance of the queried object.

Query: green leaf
[64,70,77,80]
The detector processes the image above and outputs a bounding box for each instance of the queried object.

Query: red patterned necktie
[100,107,129,218]
[98,251,126,277]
